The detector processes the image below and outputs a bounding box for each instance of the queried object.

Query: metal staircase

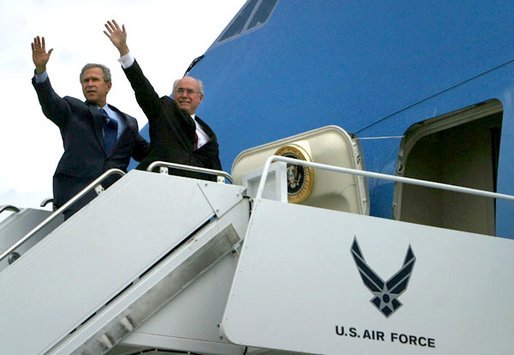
[0,170,248,354]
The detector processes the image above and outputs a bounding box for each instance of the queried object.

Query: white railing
[147,161,234,184]
[256,155,514,202]
[0,205,21,214]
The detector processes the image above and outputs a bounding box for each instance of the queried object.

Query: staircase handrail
[0,168,126,263]
[147,161,234,184]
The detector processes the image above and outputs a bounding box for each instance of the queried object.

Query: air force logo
[351,237,416,317]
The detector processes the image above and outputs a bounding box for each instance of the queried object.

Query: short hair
[79,63,112,83]
[173,76,204,96]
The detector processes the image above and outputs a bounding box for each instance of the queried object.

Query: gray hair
[172,76,204,96]
[79,63,112,83]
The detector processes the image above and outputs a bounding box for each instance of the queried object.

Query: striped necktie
[193,131,199,150]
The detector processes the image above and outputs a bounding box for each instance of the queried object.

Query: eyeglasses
[175,88,199,95]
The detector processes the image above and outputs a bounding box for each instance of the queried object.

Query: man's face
[81,67,111,106]
[174,77,203,115]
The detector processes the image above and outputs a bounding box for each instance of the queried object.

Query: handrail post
[40,198,54,208]
[255,156,276,201]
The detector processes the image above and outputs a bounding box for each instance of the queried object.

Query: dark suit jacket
[123,60,222,181]
[32,76,149,213]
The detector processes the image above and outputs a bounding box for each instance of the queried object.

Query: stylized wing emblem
[351,237,416,317]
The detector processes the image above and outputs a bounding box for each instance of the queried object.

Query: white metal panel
[0,208,63,270]
[198,179,247,217]
[242,162,288,202]
[221,199,514,354]
[117,198,251,354]
[0,171,216,354]
[52,200,250,354]
[121,255,244,354]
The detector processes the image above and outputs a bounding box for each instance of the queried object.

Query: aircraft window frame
[248,0,278,29]
[215,0,278,44]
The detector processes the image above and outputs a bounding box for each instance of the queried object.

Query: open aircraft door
[232,125,369,215]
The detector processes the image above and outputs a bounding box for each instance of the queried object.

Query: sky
[0,0,245,212]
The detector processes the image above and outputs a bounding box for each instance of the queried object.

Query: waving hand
[31,36,53,74]
[104,20,130,57]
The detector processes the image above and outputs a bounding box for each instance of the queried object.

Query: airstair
[0,166,249,354]
[1,125,513,354]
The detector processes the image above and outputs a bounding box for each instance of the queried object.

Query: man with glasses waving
[104,19,222,181]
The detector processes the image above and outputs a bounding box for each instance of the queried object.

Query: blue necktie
[100,109,118,154]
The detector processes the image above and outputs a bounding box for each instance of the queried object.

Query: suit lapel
[109,104,137,142]
[195,115,215,141]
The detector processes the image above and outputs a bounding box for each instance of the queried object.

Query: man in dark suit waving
[31,36,148,218]
[103,20,222,181]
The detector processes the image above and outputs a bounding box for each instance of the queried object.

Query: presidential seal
[275,144,314,203]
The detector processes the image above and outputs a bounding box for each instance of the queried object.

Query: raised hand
[31,36,53,74]
[104,20,129,57]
